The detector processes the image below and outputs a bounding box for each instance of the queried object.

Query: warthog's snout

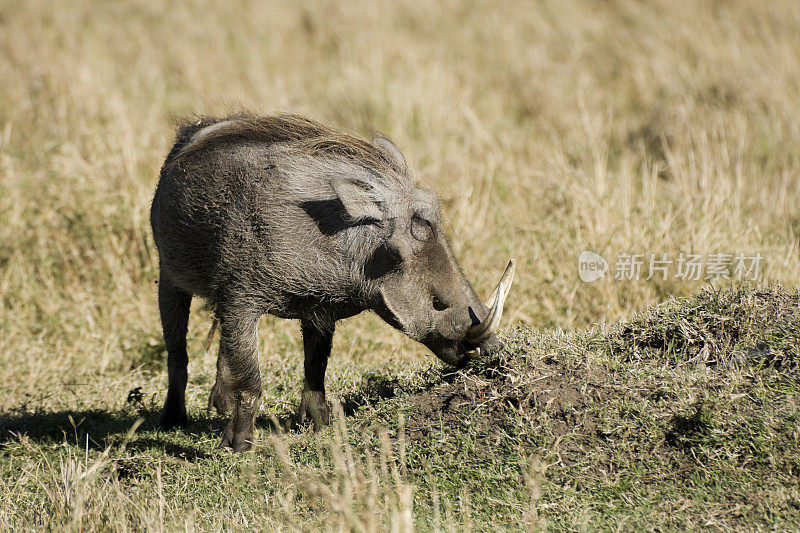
[424,259,516,367]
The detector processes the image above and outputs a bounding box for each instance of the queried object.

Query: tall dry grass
[1,0,799,529]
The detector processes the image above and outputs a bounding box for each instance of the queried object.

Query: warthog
[150,114,515,451]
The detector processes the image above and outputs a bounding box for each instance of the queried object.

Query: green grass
[3,284,799,530]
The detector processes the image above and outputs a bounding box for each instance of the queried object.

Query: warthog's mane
[166,113,406,177]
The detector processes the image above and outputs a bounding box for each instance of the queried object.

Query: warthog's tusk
[483,259,516,308]
[466,259,515,344]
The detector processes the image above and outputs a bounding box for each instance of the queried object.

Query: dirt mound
[405,350,612,462]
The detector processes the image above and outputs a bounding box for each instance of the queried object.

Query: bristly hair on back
[165,113,407,175]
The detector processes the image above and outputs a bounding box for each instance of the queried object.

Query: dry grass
[1,0,799,530]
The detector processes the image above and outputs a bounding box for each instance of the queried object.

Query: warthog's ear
[372,136,407,174]
[331,175,385,222]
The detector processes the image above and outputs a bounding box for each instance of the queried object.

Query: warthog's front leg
[214,309,262,452]
[298,319,333,430]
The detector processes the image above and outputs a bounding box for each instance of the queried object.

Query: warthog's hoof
[219,427,255,452]
[158,405,188,431]
[208,383,235,416]
[298,389,331,431]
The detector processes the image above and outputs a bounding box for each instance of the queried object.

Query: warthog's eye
[432,295,449,312]
[411,214,432,242]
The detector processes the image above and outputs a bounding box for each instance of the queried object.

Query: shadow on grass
[341,374,400,416]
[0,408,160,446]
[0,373,403,457]
[0,408,223,460]
[254,375,401,433]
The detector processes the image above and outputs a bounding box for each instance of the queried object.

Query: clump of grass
[269,407,417,532]
[597,284,800,367]
[665,398,717,449]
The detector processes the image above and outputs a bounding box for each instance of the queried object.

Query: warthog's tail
[161,117,226,170]
[203,317,219,355]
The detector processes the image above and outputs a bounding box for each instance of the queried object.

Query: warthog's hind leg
[158,275,192,430]
[208,374,236,416]
[298,319,333,430]
[216,309,262,452]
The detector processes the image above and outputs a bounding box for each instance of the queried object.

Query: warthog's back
[150,114,403,312]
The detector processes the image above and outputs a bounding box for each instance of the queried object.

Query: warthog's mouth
[463,335,504,360]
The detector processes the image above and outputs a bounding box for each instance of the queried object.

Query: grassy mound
[372,284,800,529]
[598,285,800,368]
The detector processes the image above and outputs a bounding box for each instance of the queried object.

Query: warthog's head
[332,137,515,367]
